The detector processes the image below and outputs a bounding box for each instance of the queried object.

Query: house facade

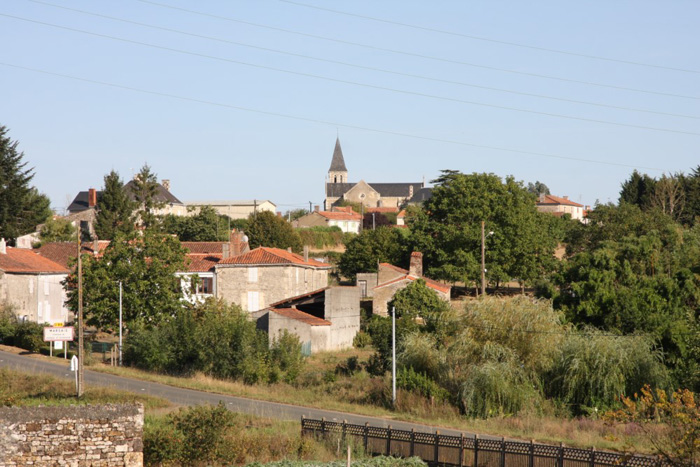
[183,200,276,220]
[536,194,586,222]
[294,208,362,234]
[323,138,425,210]
[215,247,331,312]
[0,240,71,324]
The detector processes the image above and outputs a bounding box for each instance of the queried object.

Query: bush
[397,367,449,402]
[352,330,372,348]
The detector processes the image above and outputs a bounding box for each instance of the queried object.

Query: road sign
[43,326,74,342]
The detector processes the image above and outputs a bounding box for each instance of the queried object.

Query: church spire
[328,137,348,184]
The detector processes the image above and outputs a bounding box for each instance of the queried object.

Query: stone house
[294,207,362,234]
[0,239,71,324]
[254,286,360,354]
[536,194,587,222]
[215,246,331,312]
[184,200,277,220]
[324,138,425,210]
[358,252,451,316]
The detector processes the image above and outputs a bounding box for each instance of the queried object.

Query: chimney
[229,229,250,257]
[539,193,545,203]
[277,212,282,217]
[0,238,6,254]
[162,179,171,191]
[409,251,423,277]
[563,195,569,200]
[314,205,320,212]
[303,245,309,263]
[409,185,414,198]
[93,238,99,256]
[88,188,97,208]
[222,243,230,259]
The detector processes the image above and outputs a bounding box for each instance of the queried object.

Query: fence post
[410,428,415,457]
[529,439,534,467]
[387,425,392,456]
[559,442,564,467]
[590,447,596,467]
[500,437,506,467]
[434,430,440,463]
[321,417,326,439]
[343,419,347,444]
[474,434,479,467]
[301,415,305,437]
[459,433,464,467]
[364,422,369,453]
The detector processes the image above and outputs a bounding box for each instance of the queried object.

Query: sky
[1,0,698,213]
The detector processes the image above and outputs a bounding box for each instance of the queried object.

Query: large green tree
[94,170,135,240]
[131,164,161,228]
[162,206,231,242]
[246,210,302,252]
[409,171,560,290]
[66,228,188,330]
[338,226,408,280]
[37,217,76,245]
[0,126,51,243]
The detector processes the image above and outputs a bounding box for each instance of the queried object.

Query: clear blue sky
[2,0,698,213]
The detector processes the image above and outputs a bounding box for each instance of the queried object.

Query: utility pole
[76,236,84,397]
[481,221,486,297]
[308,201,312,213]
[372,212,376,230]
[119,281,123,367]
[391,307,396,406]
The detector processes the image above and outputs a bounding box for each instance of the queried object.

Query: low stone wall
[0,403,144,466]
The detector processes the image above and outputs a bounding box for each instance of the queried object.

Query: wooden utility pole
[76,237,84,397]
[481,221,486,297]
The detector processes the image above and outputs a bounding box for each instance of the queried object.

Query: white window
[247,291,260,311]
[37,302,42,318]
[248,267,258,283]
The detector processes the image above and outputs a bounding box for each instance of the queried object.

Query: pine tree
[130,164,161,228]
[94,170,135,240]
[0,125,51,243]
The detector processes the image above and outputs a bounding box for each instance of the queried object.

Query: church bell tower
[328,137,348,184]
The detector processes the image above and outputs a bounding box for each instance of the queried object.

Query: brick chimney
[539,193,545,203]
[409,251,423,277]
[222,243,230,259]
[88,188,97,208]
[162,179,171,191]
[314,205,320,212]
[563,195,569,200]
[230,229,249,257]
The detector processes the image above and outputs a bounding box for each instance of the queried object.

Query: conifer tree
[94,170,135,240]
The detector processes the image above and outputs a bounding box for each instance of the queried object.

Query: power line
[0,61,667,172]
[25,0,700,121]
[133,0,699,101]
[280,0,700,75]
[3,13,698,137]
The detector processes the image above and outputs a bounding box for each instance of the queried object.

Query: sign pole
[77,237,84,397]
[392,306,396,407]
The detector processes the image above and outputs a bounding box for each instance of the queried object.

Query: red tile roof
[397,210,406,218]
[375,275,451,294]
[217,247,330,267]
[379,262,409,274]
[270,308,331,326]
[34,241,109,268]
[537,194,583,207]
[181,242,226,254]
[0,247,69,274]
[185,254,222,272]
[318,211,362,221]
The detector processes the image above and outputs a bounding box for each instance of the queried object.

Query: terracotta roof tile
[536,194,583,207]
[185,254,222,272]
[0,247,69,274]
[379,262,409,274]
[375,275,451,294]
[318,211,362,221]
[35,241,109,268]
[271,308,331,326]
[217,247,330,267]
[181,242,226,254]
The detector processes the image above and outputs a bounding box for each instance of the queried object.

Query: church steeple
[328,137,348,184]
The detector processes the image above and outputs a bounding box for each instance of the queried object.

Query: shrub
[352,330,372,348]
[397,367,449,402]
[171,402,236,462]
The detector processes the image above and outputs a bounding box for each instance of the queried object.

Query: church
[324,138,426,210]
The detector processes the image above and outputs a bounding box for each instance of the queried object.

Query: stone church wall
[0,403,144,466]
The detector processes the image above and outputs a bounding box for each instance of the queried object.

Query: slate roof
[268,287,329,308]
[325,182,356,198]
[270,308,331,326]
[408,187,433,204]
[68,181,183,213]
[325,182,424,198]
[328,138,347,172]
[537,194,584,207]
[216,247,330,268]
[0,247,69,274]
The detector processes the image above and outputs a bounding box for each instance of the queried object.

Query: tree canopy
[339,226,408,280]
[246,210,302,252]
[0,126,51,243]
[131,164,161,228]
[162,205,231,242]
[37,217,76,245]
[94,170,135,240]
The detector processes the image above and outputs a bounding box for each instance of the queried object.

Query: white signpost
[43,326,74,359]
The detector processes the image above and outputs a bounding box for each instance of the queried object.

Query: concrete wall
[0,404,144,466]
[377,264,406,285]
[0,273,71,324]
[324,287,360,350]
[356,273,378,298]
[185,201,276,220]
[216,265,329,311]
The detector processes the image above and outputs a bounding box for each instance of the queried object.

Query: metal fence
[301,417,665,467]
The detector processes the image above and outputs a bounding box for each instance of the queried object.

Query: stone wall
[0,404,144,466]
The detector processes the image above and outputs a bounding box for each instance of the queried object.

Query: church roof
[328,138,347,172]
[325,182,424,198]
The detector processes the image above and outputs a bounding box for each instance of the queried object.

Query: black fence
[301,417,665,467]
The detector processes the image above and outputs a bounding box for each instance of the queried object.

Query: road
[0,349,487,439]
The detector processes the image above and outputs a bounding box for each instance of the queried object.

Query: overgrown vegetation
[0,304,44,352]
[297,226,353,249]
[124,298,305,384]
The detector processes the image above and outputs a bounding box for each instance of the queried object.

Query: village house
[294,206,362,234]
[357,252,451,316]
[324,138,425,210]
[535,194,587,222]
[183,200,276,220]
[253,286,360,354]
[0,239,71,324]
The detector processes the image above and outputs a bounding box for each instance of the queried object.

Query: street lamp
[481,221,494,297]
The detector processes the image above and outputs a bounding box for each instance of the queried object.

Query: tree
[130,164,161,228]
[284,208,308,222]
[619,170,657,209]
[389,278,450,329]
[0,126,52,243]
[162,206,231,242]
[339,226,408,280]
[363,212,392,230]
[409,171,559,290]
[246,210,302,252]
[652,174,686,221]
[527,180,550,196]
[66,229,188,330]
[94,170,135,240]
[37,217,76,244]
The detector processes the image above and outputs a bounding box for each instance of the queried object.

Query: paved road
[0,349,488,439]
